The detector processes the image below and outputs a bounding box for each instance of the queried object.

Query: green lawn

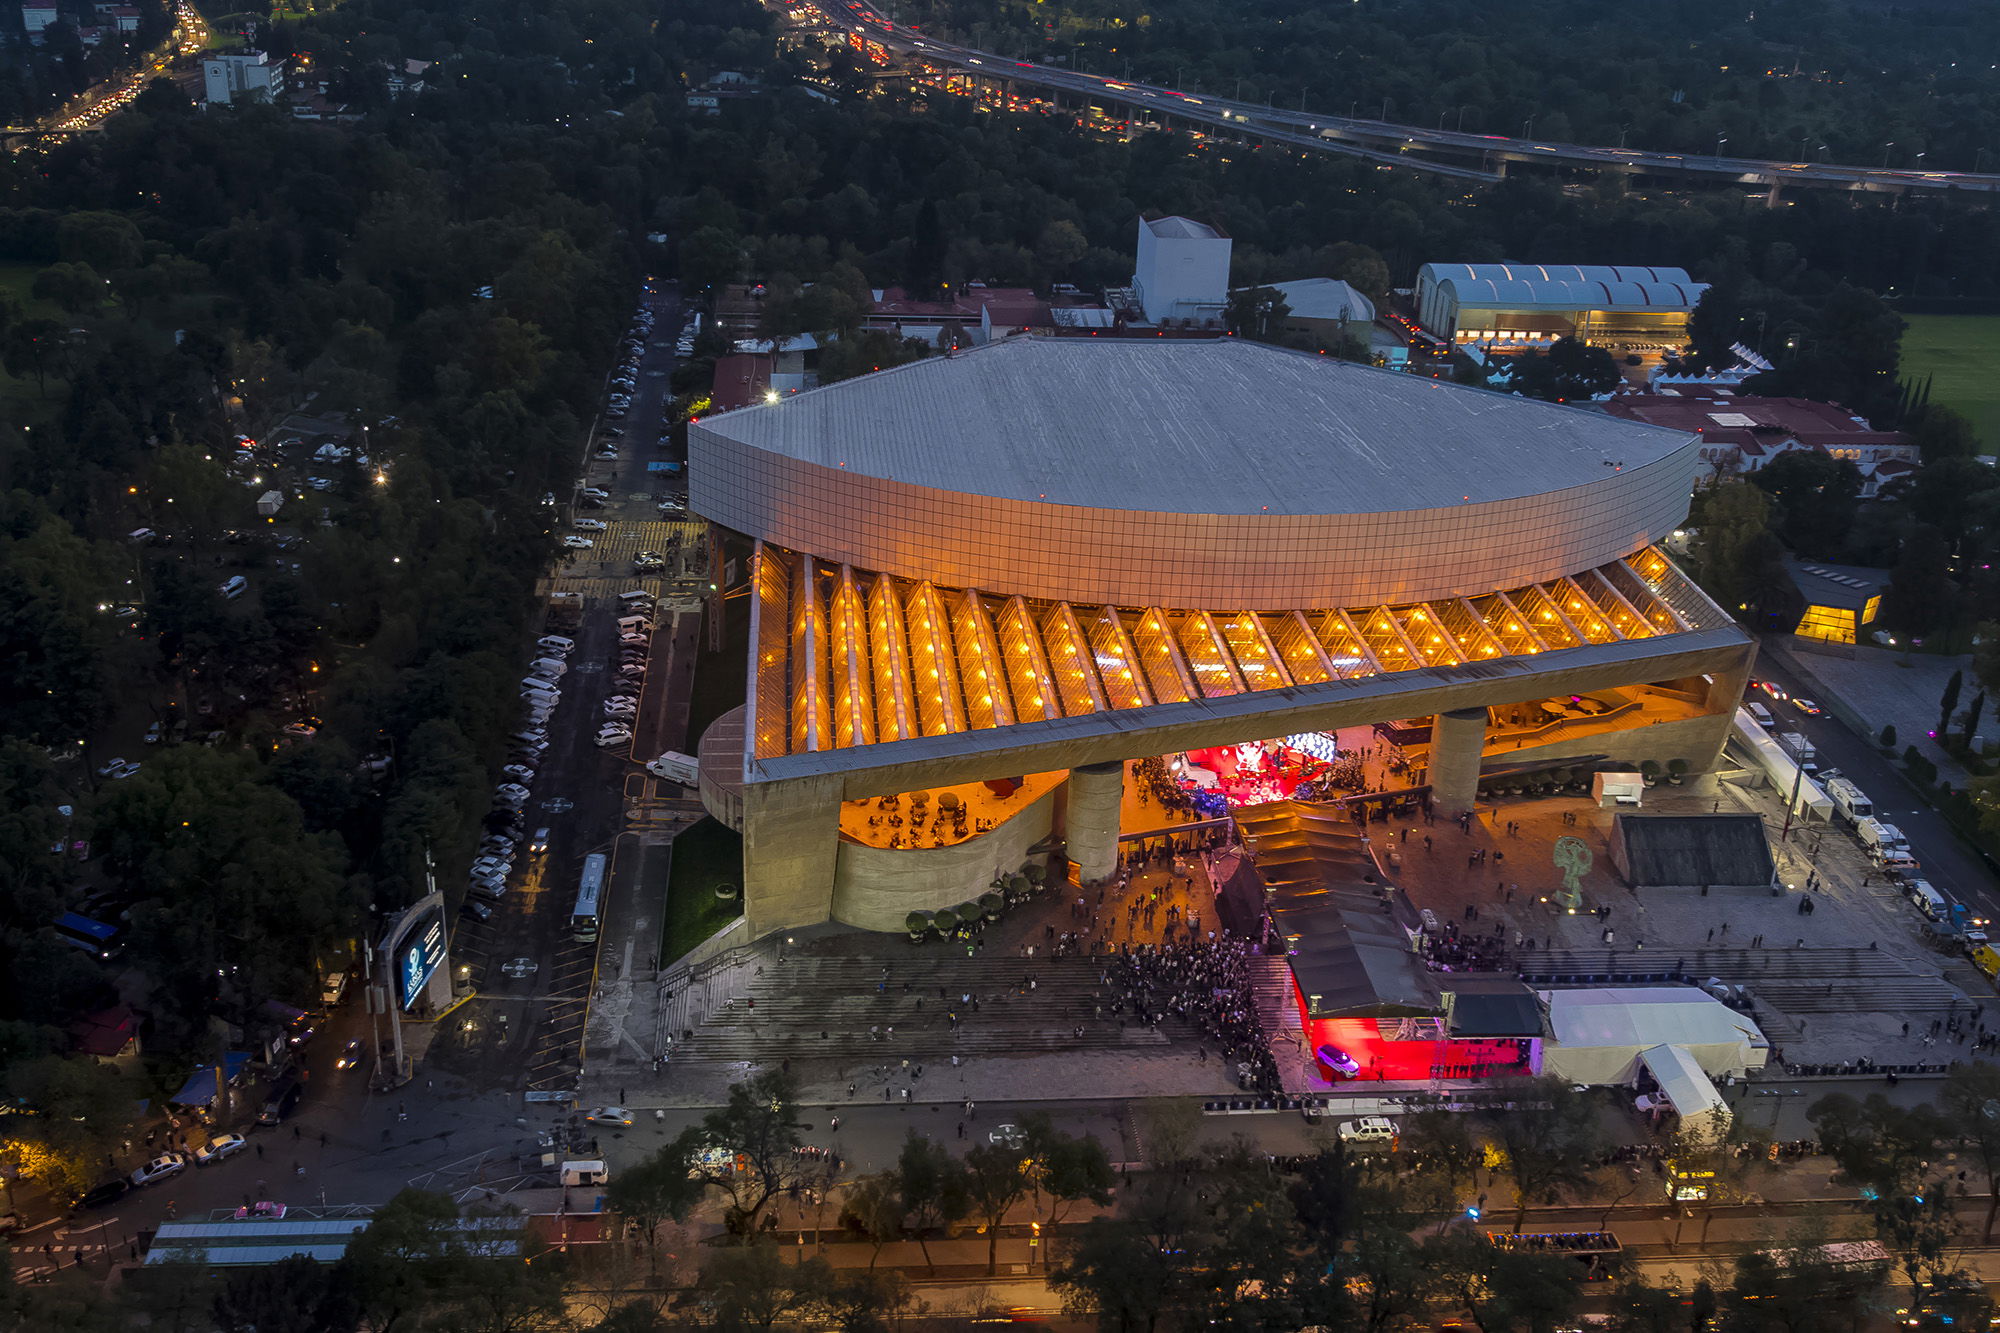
[661,817,743,968]
[0,261,60,320]
[1902,314,2000,455]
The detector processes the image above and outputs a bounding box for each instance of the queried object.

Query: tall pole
[1778,747,1805,844]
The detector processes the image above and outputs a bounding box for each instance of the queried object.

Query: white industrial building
[203,50,285,106]
[1132,215,1230,327]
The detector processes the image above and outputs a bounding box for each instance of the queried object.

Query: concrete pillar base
[1065,761,1125,885]
[1431,706,1489,814]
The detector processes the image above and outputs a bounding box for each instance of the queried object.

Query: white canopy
[1539,986,1768,1087]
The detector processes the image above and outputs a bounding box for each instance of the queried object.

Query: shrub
[1881,724,1898,748]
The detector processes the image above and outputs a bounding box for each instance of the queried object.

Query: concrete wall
[1487,709,1734,775]
[829,786,1059,932]
[740,772,844,938]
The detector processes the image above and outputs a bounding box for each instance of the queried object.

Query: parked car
[130,1153,188,1187]
[76,1179,130,1211]
[194,1134,248,1166]
[574,519,608,532]
[1315,1046,1361,1078]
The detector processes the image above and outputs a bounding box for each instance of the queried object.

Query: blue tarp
[167,1053,252,1106]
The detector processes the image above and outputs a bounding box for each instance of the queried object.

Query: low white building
[203,50,284,106]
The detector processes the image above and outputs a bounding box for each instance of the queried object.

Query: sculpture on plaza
[1552,835,1592,911]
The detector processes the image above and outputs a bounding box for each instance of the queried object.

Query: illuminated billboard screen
[398,910,447,1010]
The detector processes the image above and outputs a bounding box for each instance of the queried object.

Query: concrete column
[1704,647,1756,719]
[1430,706,1489,814]
[740,772,845,940]
[1064,761,1125,885]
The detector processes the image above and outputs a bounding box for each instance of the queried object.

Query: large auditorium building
[688,338,1754,940]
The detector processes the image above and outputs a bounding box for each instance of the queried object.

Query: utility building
[1133,216,1230,327]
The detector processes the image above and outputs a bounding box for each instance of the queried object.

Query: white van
[617,590,654,607]
[1746,702,1775,730]
[560,1159,609,1187]
[1909,879,1948,921]
[527,657,568,679]
[615,615,650,633]
[218,575,247,600]
[538,635,575,654]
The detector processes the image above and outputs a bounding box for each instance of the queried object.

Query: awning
[167,1053,252,1106]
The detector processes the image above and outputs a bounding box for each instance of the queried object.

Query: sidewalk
[1761,635,1976,785]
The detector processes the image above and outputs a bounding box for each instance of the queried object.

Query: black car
[77,1178,130,1210]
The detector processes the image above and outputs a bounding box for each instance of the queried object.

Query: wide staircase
[666,950,1198,1064]
[1515,945,1970,1016]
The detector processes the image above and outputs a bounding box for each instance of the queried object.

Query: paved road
[805,0,2000,194]
[1748,648,1999,922]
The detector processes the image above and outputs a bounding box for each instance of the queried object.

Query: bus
[571,854,607,943]
[54,912,124,961]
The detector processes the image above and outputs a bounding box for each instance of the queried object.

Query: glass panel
[1315,611,1381,679]
[1354,606,1423,673]
[1470,592,1546,655]
[750,543,792,760]
[1130,608,1195,704]
[1396,602,1465,666]
[1176,611,1245,698]
[1270,611,1334,685]
[1551,577,1620,642]
[1040,603,1107,716]
[829,568,875,749]
[866,575,916,743]
[904,581,966,738]
[1219,612,1290,692]
[997,598,1061,723]
[789,556,832,753]
[1506,583,1585,649]
[950,591,1013,731]
[1086,607,1151,710]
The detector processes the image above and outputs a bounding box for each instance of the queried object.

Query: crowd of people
[1115,934,1282,1096]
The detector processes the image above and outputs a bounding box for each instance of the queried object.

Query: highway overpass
[806,0,2000,196]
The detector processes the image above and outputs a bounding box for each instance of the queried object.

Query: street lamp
[1883,141,1895,167]
[1715,134,1727,160]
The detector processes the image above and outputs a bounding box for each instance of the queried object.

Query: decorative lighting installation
[748,545,1727,760]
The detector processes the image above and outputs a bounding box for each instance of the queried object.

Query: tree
[334,1188,475,1332]
[1910,404,1980,465]
[1482,1076,1605,1233]
[1050,1216,1185,1333]
[1439,1232,1583,1333]
[696,1243,831,1330]
[962,1141,1032,1273]
[1498,336,1620,403]
[1035,219,1089,277]
[1940,668,1965,737]
[1881,525,1956,640]
[3,318,67,394]
[840,1172,904,1269]
[1749,450,1863,558]
[1398,1107,1483,1209]
[212,1255,359,1333]
[1967,690,1986,744]
[1020,1113,1115,1239]
[892,1130,967,1274]
[1938,1061,2000,1242]
[606,1129,705,1264]
[1225,285,1290,340]
[31,261,106,315]
[691,1068,808,1239]
[1810,1091,1958,1297]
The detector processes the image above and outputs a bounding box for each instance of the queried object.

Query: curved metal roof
[1423,263,1706,313]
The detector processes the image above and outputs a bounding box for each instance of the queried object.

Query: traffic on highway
[806,0,2000,194]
